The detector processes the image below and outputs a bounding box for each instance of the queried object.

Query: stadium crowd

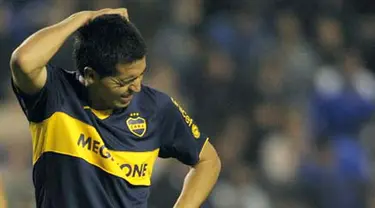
[1,0,375,207]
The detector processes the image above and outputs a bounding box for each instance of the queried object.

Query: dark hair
[73,14,147,77]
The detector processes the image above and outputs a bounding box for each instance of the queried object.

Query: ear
[83,67,98,86]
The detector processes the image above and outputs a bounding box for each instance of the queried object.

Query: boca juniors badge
[127,113,147,138]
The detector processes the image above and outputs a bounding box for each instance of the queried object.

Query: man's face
[87,57,147,109]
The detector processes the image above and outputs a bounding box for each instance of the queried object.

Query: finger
[103,8,128,20]
[91,9,115,20]
[114,8,129,20]
[95,8,112,16]
[91,8,129,21]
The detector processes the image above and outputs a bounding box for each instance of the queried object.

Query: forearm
[174,159,221,208]
[11,12,91,72]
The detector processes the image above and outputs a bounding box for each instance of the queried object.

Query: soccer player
[9,8,221,208]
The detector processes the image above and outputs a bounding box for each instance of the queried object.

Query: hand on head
[91,8,129,21]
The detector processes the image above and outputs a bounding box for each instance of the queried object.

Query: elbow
[197,141,221,175]
[209,144,221,174]
[213,154,221,175]
[10,48,29,71]
[10,47,42,76]
[10,46,45,75]
[203,151,221,175]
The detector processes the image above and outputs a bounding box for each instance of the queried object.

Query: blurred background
[1,0,375,207]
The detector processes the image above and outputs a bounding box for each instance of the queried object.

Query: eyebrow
[119,67,147,83]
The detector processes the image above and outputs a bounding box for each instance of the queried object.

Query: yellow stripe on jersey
[30,112,159,186]
[83,106,113,120]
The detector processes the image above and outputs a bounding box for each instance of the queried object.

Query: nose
[129,78,141,93]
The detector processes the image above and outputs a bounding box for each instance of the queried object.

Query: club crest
[126,115,147,138]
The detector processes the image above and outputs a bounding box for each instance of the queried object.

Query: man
[10,8,221,208]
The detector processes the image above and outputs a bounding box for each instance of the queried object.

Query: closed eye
[122,77,139,85]
[120,69,146,85]
[111,79,126,88]
[112,67,147,87]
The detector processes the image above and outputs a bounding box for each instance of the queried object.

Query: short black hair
[73,14,147,77]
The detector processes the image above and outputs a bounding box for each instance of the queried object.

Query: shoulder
[44,64,78,86]
[15,64,81,122]
[47,64,84,94]
[52,65,79,83]
[137,85,174,111]
[136,86,188,125]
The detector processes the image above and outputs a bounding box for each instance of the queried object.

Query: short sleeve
[11,64,64,122]
[158,97,209,166]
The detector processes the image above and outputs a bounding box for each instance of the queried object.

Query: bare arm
[174,142,221,208]
[10,8,129,95]
[9,11,94,94]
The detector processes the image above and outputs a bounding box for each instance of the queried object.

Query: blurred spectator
[315,16,344,64]
[274,11,317,107]
[300,49,374,208]
[184,49,239,137]
[211,165,271,208]
[0,174,6,208]
[0,3,12,100]
[0,92,34,208]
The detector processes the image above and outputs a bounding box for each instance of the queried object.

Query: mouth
[119,94,133,104]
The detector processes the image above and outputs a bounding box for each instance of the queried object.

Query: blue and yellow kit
[12,65,209,208]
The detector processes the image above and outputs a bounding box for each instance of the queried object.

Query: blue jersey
[11,65,209,208]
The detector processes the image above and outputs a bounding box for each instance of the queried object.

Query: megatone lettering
[77,134,149,178]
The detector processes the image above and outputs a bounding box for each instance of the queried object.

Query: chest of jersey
[31,97,161,186]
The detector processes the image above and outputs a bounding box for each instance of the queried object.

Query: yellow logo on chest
[126,114,147,138]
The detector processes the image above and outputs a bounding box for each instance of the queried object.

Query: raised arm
[10,8,128,95]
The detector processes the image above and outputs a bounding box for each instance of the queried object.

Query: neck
[87,86,110,110]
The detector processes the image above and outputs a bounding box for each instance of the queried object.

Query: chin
[113,101,130,109]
